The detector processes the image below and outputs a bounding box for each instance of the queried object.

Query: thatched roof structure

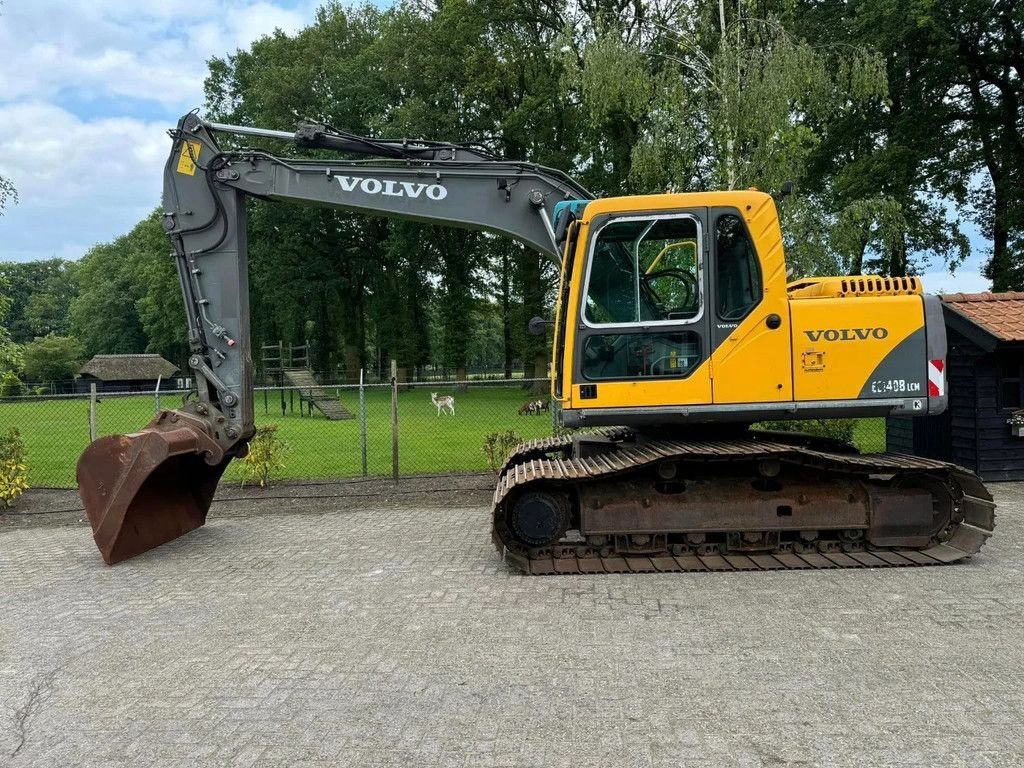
[79,354,179,382]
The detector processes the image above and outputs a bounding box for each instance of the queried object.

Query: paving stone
[0,485,1022,767]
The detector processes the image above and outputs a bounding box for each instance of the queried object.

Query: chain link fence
[0,379,888,489]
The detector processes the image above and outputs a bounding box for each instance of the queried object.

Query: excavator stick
[77,410,232,565]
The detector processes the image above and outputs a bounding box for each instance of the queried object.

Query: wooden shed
[886,291,1024,481]
[77,354,180,394]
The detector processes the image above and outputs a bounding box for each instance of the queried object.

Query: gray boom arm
[161,112,591,453]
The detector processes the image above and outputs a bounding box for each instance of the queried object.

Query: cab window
[716,213,762,320]
[584,215,701,326]
[582,331,701,380]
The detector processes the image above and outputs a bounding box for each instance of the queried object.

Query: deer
[431,392,455,416]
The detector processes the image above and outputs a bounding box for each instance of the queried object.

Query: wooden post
[89,383,98,442]
[390,359,399,483]
[359,369,368,477]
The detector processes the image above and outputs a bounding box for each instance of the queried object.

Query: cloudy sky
[0,0,991,292]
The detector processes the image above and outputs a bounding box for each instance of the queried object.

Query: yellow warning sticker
[176,140,202,176]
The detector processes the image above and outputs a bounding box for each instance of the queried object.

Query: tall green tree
[0,259,79,342]
[0,273,21,374]
[22,335,84,384]
[69,212,185,362]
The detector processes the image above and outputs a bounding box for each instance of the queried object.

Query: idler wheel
[509,491,569,547]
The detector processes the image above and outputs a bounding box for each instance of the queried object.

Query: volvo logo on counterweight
[804,328,889,342]
[335,175,448,200]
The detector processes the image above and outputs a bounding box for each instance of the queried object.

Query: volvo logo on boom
[804,327,889,342]
[335,175,448,201]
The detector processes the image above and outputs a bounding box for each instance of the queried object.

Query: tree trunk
[531,353,548,394]
[988,181,1012,291]
[890,234,908,277]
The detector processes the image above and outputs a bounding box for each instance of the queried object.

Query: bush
[758,418,856,445]
[0,371,25,398]
[483,430,522,474]
[0,427,29,507]
[22,335,84,383]
[240,425,289,488]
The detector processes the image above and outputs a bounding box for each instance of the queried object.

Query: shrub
[483,430,522,474]
[0,427,29,507]
[240,425,289,488]
[0,371,25,398]
[758,418,856,445]
[23,335,84,384]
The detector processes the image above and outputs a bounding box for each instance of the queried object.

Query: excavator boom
[78,112,590,563]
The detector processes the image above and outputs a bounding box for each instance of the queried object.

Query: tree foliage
[69,212,185,362]
[22,335,84,384]
[0,273,22,374]
[8,0,1020,388]
[0,259,78,342]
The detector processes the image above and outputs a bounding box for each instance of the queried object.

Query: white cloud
[0,0,328,262]
[0,102,168,260]
[0,102,167,204]
[0,1,318,108]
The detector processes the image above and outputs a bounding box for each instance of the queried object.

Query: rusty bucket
[76,411,230,565]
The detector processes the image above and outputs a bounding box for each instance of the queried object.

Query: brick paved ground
[1,484,1022,767]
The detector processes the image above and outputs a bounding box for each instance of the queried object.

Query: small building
[886,291,1024,481]
[77,354,181,394]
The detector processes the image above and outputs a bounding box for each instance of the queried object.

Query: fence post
[154,374,162,417]
[89,383,98,442]
[359,368,368,477]
[390,359,399,483]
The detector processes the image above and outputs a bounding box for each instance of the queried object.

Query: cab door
[569,208,713,410]
[709,206,793,404]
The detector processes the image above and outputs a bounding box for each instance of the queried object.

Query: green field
[0,386,888,489]
[0,385,557,488]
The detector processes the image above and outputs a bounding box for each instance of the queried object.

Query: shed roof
[79,354,179,381]
[941,291,1024,350]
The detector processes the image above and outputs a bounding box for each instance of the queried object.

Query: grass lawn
[1,385,556,488]
[0,387,888,489]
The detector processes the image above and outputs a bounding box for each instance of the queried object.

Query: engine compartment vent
[788,276,922,299]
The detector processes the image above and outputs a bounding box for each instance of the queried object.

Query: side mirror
[528,316,552,336]
[773,180,795,203]
[552,208,576,250]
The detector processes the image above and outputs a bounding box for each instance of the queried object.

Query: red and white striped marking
[928,359,945,397]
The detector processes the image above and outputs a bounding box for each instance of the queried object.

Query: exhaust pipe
[77,410,234,565]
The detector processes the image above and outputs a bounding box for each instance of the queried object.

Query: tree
[937,0,1024,290]
[794,0,987,279]
[600,2,890,276]
[0,273,22,374]
[22,335,84,384]
[69,213,184,362]
[0,259,79,342]
[0,175,14,216]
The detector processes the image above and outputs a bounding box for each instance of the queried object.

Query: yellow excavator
[76,113,995,570]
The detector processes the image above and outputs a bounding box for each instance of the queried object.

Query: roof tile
[941,291,1024,342]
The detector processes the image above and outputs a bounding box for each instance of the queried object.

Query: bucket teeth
[76,411,229,565]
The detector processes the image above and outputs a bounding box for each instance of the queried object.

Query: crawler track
[491,430,995,575]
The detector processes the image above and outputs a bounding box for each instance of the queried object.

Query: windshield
[584,215,701,326]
